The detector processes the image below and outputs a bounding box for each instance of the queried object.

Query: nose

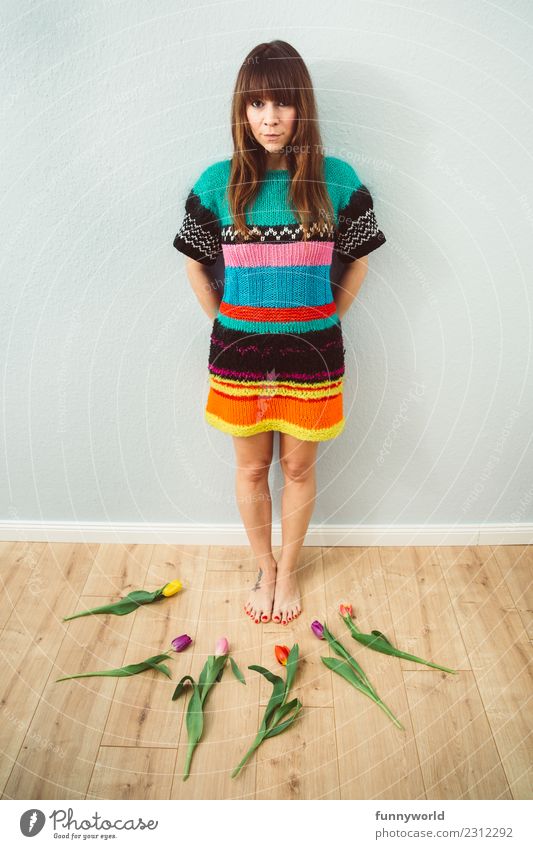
[262,103,280,127]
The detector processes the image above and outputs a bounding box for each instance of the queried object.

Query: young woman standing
[173,40,386,626]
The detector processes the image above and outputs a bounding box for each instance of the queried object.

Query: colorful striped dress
[173,155,386,441]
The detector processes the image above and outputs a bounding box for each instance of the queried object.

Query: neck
[264,151,288,171]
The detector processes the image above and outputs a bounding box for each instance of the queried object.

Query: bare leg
[232,432,277,623]
[273,433,318,624]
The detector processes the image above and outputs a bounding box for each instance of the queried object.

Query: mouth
[263,134,281,139]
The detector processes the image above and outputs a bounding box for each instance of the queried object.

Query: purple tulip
[171,634,192,652]
[311,620,325,639]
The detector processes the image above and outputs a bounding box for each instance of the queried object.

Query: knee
[238,458,272,483]
[280,457,316,483]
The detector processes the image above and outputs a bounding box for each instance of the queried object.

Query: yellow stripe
[209,375,344,400]
[205,411,346,442]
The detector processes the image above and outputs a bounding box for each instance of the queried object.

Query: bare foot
[272,562,301,625]
[244,557,277,623]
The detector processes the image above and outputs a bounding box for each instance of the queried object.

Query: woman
[173,40,386,626]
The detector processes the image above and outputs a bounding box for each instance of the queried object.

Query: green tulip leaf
[322,624,375,691]
[63,587,165,620]
[56,652,172,682]
[144,660,172,679]
[172,675,195,701]
[265,700,303,739]
[350,631,457,674]
[248,664,286,728]
[230,656,246,684]
[183,684,204,780]
[321,656,374,693]
[284,644,299,695]
[197,657,212,699]
[268,696,300,729]
[321,657,404,730]
[370,629,395,647]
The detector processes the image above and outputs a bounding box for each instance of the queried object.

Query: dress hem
[205,411,345,442]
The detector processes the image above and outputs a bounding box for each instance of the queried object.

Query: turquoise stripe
[196,155,364,228]
[224,266,334,308]
[216,313,340,334]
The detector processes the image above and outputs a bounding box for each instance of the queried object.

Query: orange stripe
[206,386,343,432]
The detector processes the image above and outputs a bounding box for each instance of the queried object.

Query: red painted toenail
[262,616,268,621]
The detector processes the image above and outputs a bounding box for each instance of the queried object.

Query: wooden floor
[0,541,531,800]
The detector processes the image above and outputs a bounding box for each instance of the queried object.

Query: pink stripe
[209,365,345,380]
[222,241,334,267]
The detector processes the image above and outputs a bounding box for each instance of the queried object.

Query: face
[245,96,297,154]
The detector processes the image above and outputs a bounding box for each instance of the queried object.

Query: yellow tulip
[162,579,182,597]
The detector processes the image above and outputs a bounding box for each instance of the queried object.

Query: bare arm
[332,256,369,320]
[184,258,222,320]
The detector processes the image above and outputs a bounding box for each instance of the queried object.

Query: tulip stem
[183,745,195,781]
[231,735,263,778]
[372,696,404,730]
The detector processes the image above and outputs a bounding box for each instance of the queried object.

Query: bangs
[240,60,297,106]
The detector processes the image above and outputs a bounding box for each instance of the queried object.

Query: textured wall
[1,0,532,526]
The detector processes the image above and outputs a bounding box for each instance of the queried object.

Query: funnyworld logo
[20,809,46,836]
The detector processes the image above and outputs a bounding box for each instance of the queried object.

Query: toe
[261,612,270,622]
[272,610,281,623]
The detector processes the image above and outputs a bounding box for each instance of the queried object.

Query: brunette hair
[227,40,334,241]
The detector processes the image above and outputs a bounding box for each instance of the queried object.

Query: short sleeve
[333,162,386,263]
[172,166,223,267]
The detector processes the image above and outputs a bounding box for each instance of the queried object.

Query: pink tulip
[215,637,229,656]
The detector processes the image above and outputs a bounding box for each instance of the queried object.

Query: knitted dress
[173,155,386,441]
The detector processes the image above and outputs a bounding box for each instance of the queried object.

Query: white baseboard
[0,521,531,546]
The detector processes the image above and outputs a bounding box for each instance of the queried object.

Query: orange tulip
[274,645,290,666]
[340,603,353,618]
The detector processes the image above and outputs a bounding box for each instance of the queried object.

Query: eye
[250,99,264,108]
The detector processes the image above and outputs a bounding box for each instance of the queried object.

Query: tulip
[56,653,173,682]
[339,603,353,618]
[215,637,229,656]
[311,620,325,639]
[274,645,290,666]
[173,639,245,780]
[162,580,183,597]
[232,644,302,778]
[171,634,192,652]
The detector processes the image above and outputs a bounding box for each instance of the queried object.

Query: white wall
[1,0,532,530]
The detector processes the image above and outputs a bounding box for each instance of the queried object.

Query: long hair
[228,40,335,241]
